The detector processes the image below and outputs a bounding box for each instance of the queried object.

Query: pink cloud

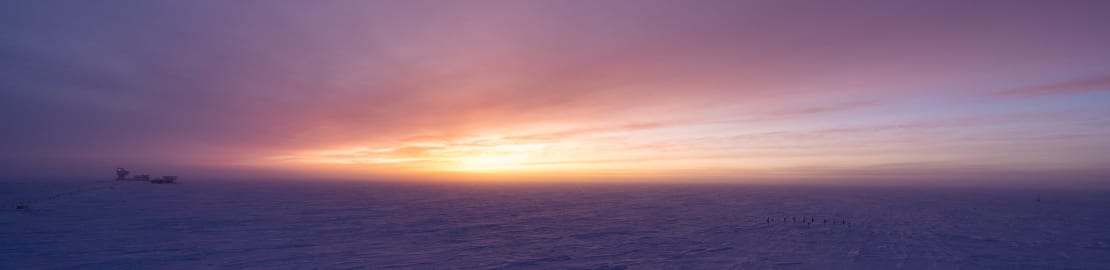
[991,75,1110,97]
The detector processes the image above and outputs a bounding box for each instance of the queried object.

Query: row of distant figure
[766,216,852,227]
[14,181,120,210]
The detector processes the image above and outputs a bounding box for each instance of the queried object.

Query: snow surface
[3,179,1110,269]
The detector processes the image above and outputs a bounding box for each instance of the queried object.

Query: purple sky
[2,1,1109,184]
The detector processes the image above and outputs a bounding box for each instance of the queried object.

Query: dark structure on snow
[116,168,177,184]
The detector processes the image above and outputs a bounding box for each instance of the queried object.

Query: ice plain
[3,179,1110,269]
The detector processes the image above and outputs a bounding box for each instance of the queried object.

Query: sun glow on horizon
[256,103,1110,181]
[268,135,579,174]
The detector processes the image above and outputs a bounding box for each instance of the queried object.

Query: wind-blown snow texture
[3,180,1110,269]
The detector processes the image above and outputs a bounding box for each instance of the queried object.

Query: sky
[2,0,1109,184]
